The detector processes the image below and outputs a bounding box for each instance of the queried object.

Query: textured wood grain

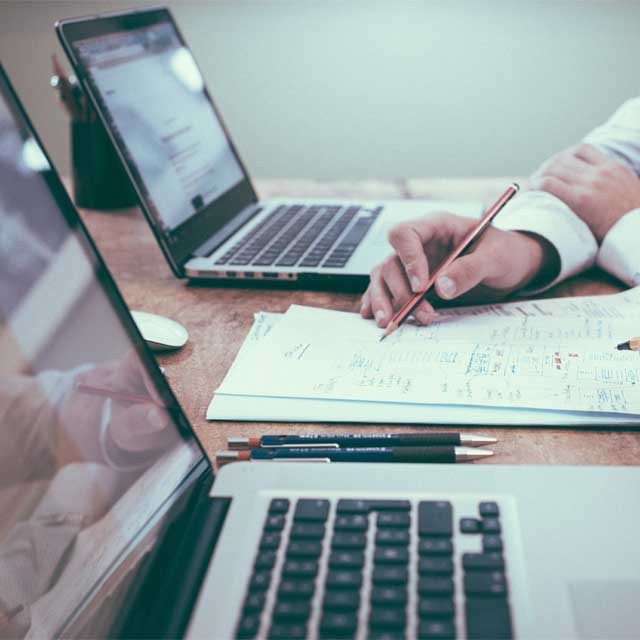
[76,178,640,468]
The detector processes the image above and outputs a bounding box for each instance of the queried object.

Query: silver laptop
[2,66,639,640]
[55,7,480,289]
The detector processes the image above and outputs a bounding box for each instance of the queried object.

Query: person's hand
[360,213,556,327]
[528,143,640,242]
[62,352,170,459]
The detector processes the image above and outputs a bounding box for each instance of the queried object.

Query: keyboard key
[482,535,503,552]
[418,598,455,618]
[294,499,330,522]
[331,532,367,549]
[418,577,455,596]
[369,499,411,511]
[418,619,456,639]
[290,523,325,539]
[376,529,410,546]
[371,586,407,607]
[377,512,411,528]
[320,611,358,638]
[329,550,365,568]
[323,589,360,611]
[479,501,500,517]
[264,514,286,531]
[269,498,290,513]
[287,540,323,558]
[460,518,482,534]
[236,614,260,638]
[418,501,452,537]
[281,560,318,578]
[369,632,406,640]
[243,591,266,612]
[249,571,271,591]
[272,600,311,621]
[336,499,411,514]
[463,553,505,571]
[260,532,281,550]
[334,514,368,531]
[325,570,362,589]
[335,499,369,514]
[464,571,508,597]
[374,547,409,564]
[370,632,406,640]
[254,551,277,570]
[419,539,453,556]
[278,579,315,600]
[481,518,501,534]
[268,622,307,640]
[465,597,512,639]
[419,557,454,575]
[372,566,408,585]
[369,606,406,629]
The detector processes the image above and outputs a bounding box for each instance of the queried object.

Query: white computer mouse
[131,310,189,352]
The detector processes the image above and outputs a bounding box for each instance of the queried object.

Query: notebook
[208,289,640,426]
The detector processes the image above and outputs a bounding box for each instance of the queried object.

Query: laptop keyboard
[214,204,382,269]
[235,498,513,639]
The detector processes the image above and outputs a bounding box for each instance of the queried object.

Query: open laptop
[2,65,639,640]
[55,7,481,289]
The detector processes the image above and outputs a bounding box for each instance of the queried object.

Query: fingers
[436,252,490,300]
[387,219,435,292]
[361,257,434,327]
[573,143,608,166]
[528,174,576,205]
[110,403,170,452]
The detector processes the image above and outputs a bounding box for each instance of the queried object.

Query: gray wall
[0,1,637,181]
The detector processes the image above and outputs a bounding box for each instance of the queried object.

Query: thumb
[110,404,169,452]
[435,253,489,300]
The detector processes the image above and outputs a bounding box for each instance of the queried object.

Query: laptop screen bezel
[0,62,214,634]
[56,6,259,276]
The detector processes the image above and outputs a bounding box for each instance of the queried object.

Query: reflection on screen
[73,22,245,233]
[0,78,201,638]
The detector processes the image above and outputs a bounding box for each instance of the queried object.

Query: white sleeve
[583,97,640,173]
[493,190,598,294]
[596,209,640,287]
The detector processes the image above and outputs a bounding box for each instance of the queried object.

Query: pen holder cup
[71,116,137,210]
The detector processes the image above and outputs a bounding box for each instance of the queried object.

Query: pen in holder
[51,55,137,211]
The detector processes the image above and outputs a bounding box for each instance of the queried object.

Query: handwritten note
[216,290,640,417]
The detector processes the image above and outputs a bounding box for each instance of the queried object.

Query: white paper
[208,289,640,424]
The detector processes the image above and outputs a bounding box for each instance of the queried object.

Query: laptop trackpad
[569,580,640,638]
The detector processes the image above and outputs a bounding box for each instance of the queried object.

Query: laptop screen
[59,9,257,271]
[0,68,204,638]
[72,20,245,233]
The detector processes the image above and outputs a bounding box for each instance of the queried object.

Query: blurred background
[0,0,637,181]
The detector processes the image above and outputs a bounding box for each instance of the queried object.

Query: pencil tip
[617,341,631,351]
[380,322,397,342]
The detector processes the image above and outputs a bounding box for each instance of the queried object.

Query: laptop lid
[0,64,209,638]
[56,7,258,276]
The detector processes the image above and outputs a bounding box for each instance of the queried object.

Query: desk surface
[77,178,640,467]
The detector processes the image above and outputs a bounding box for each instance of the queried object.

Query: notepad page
[213,289,640,418]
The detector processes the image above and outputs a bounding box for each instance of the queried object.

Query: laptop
[55,7,481,290]
[1,66,639,640]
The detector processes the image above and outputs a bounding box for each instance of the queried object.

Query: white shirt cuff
[492,191,598,294]
[597,209,640,287]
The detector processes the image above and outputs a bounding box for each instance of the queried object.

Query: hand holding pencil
[361,183,558,331]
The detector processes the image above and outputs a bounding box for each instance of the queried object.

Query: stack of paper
[208,288,640,426]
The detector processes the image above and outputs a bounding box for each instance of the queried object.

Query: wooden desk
[77,178,640,467]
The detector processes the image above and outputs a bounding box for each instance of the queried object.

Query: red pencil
[75,382,164,407]
[380,183,520,341]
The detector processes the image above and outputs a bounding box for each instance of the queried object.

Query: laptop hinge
[191,203,262,259]
[115,468,231,639]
